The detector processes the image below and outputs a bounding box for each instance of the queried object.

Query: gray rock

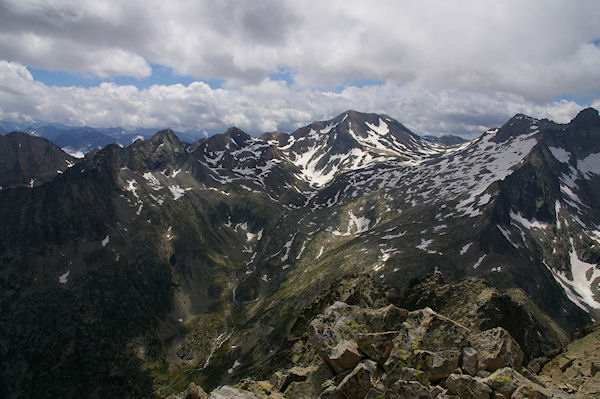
[384,308,470,372]
[208,386,258,399]
[379,365,430,389]
[386,380,432,398]
[412,349,460,382]
[336,359,378,399]
[480,367,538,397]
[444,373,492,399]
[357,331,400,366]
[184,382,209,399]
[462,347,479,376]
[469,327,524,372]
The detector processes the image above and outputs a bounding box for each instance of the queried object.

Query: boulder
[208,386,258,399]
[336,359,378,399]
[357,331,399,366]
[480,367,540,397]
[379,365,430,389]
[469,327,524,372]
[444,373,492,399]
[412,349,460,382]
[184,382,209,399]
[384,308,470,371]
[308,301,407,372]
[462,347,479,376]
[386,379,432,398]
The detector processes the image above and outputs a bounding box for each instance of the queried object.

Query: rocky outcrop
[400,274,570,362]
[538,323,600,398]
[177,299,580,398]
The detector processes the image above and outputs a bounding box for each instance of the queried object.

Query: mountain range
[1,108,599,398]
[0,121,208,157]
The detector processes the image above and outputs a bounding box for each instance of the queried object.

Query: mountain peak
[570,107,600,128]
[223,127,251,145]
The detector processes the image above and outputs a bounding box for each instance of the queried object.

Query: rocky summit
[1,109,600,398]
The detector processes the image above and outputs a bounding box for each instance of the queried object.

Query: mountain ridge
[1,108,599,398]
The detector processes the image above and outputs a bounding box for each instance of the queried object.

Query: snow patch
[578,152,600,179]
[473,254,486,269]
[460,243,472,255]
[549,146,571,163]
[169,185,191,200]
[510,210,549,230]
[58,270,70,284]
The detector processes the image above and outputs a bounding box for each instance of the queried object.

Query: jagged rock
[308,301,406,372]
[281,364,334,399]
[539,322,600,398]
[400,275,571,362]
[357,331,400,366]
[462,347,479,376]
[469,327,524,372]
[480,367,541,397]
[429,385,445,398]
[269,365,318,392]
[384,307,470,371]
[412,349,460,382]
[444,373,492,399]
[235,379,284,398]
[386,379,432,398]
[336,359,378,399]
[184,382,209,399]
[510,384,562,399]
[208,386,258,399]
[379,365,430,389]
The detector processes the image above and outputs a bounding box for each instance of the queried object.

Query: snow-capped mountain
[1,109,599,397]
[262,110,446,187]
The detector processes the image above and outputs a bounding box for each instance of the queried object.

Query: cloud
[0,1,599,101]
[0,60,590,138]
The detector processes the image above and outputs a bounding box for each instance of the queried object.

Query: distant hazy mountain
[423,134,469,146]
[0,122,208,157]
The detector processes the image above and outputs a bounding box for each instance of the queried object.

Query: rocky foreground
[166,275,600,398]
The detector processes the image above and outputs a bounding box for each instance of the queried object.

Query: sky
[0,0,599,138]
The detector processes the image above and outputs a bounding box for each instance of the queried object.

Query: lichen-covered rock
[462,347,479,376]
[269,365,318,392]
[384,308,470,372]
[276,364,333,398]
[386,379,432,398]
[510,384,557,399]
[357,331,399,366]
[379,365,431,389]
[412,349,460,382]
[335,359,378,399]
[444,373,492,399]
[539,322,600,398]
[481,367,541,397]
[469,327,524,372]
[308,301,407,372]
[235,379,285,399]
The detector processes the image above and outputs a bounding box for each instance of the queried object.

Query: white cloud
[0,60,592,138]
[0,1,599,100]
